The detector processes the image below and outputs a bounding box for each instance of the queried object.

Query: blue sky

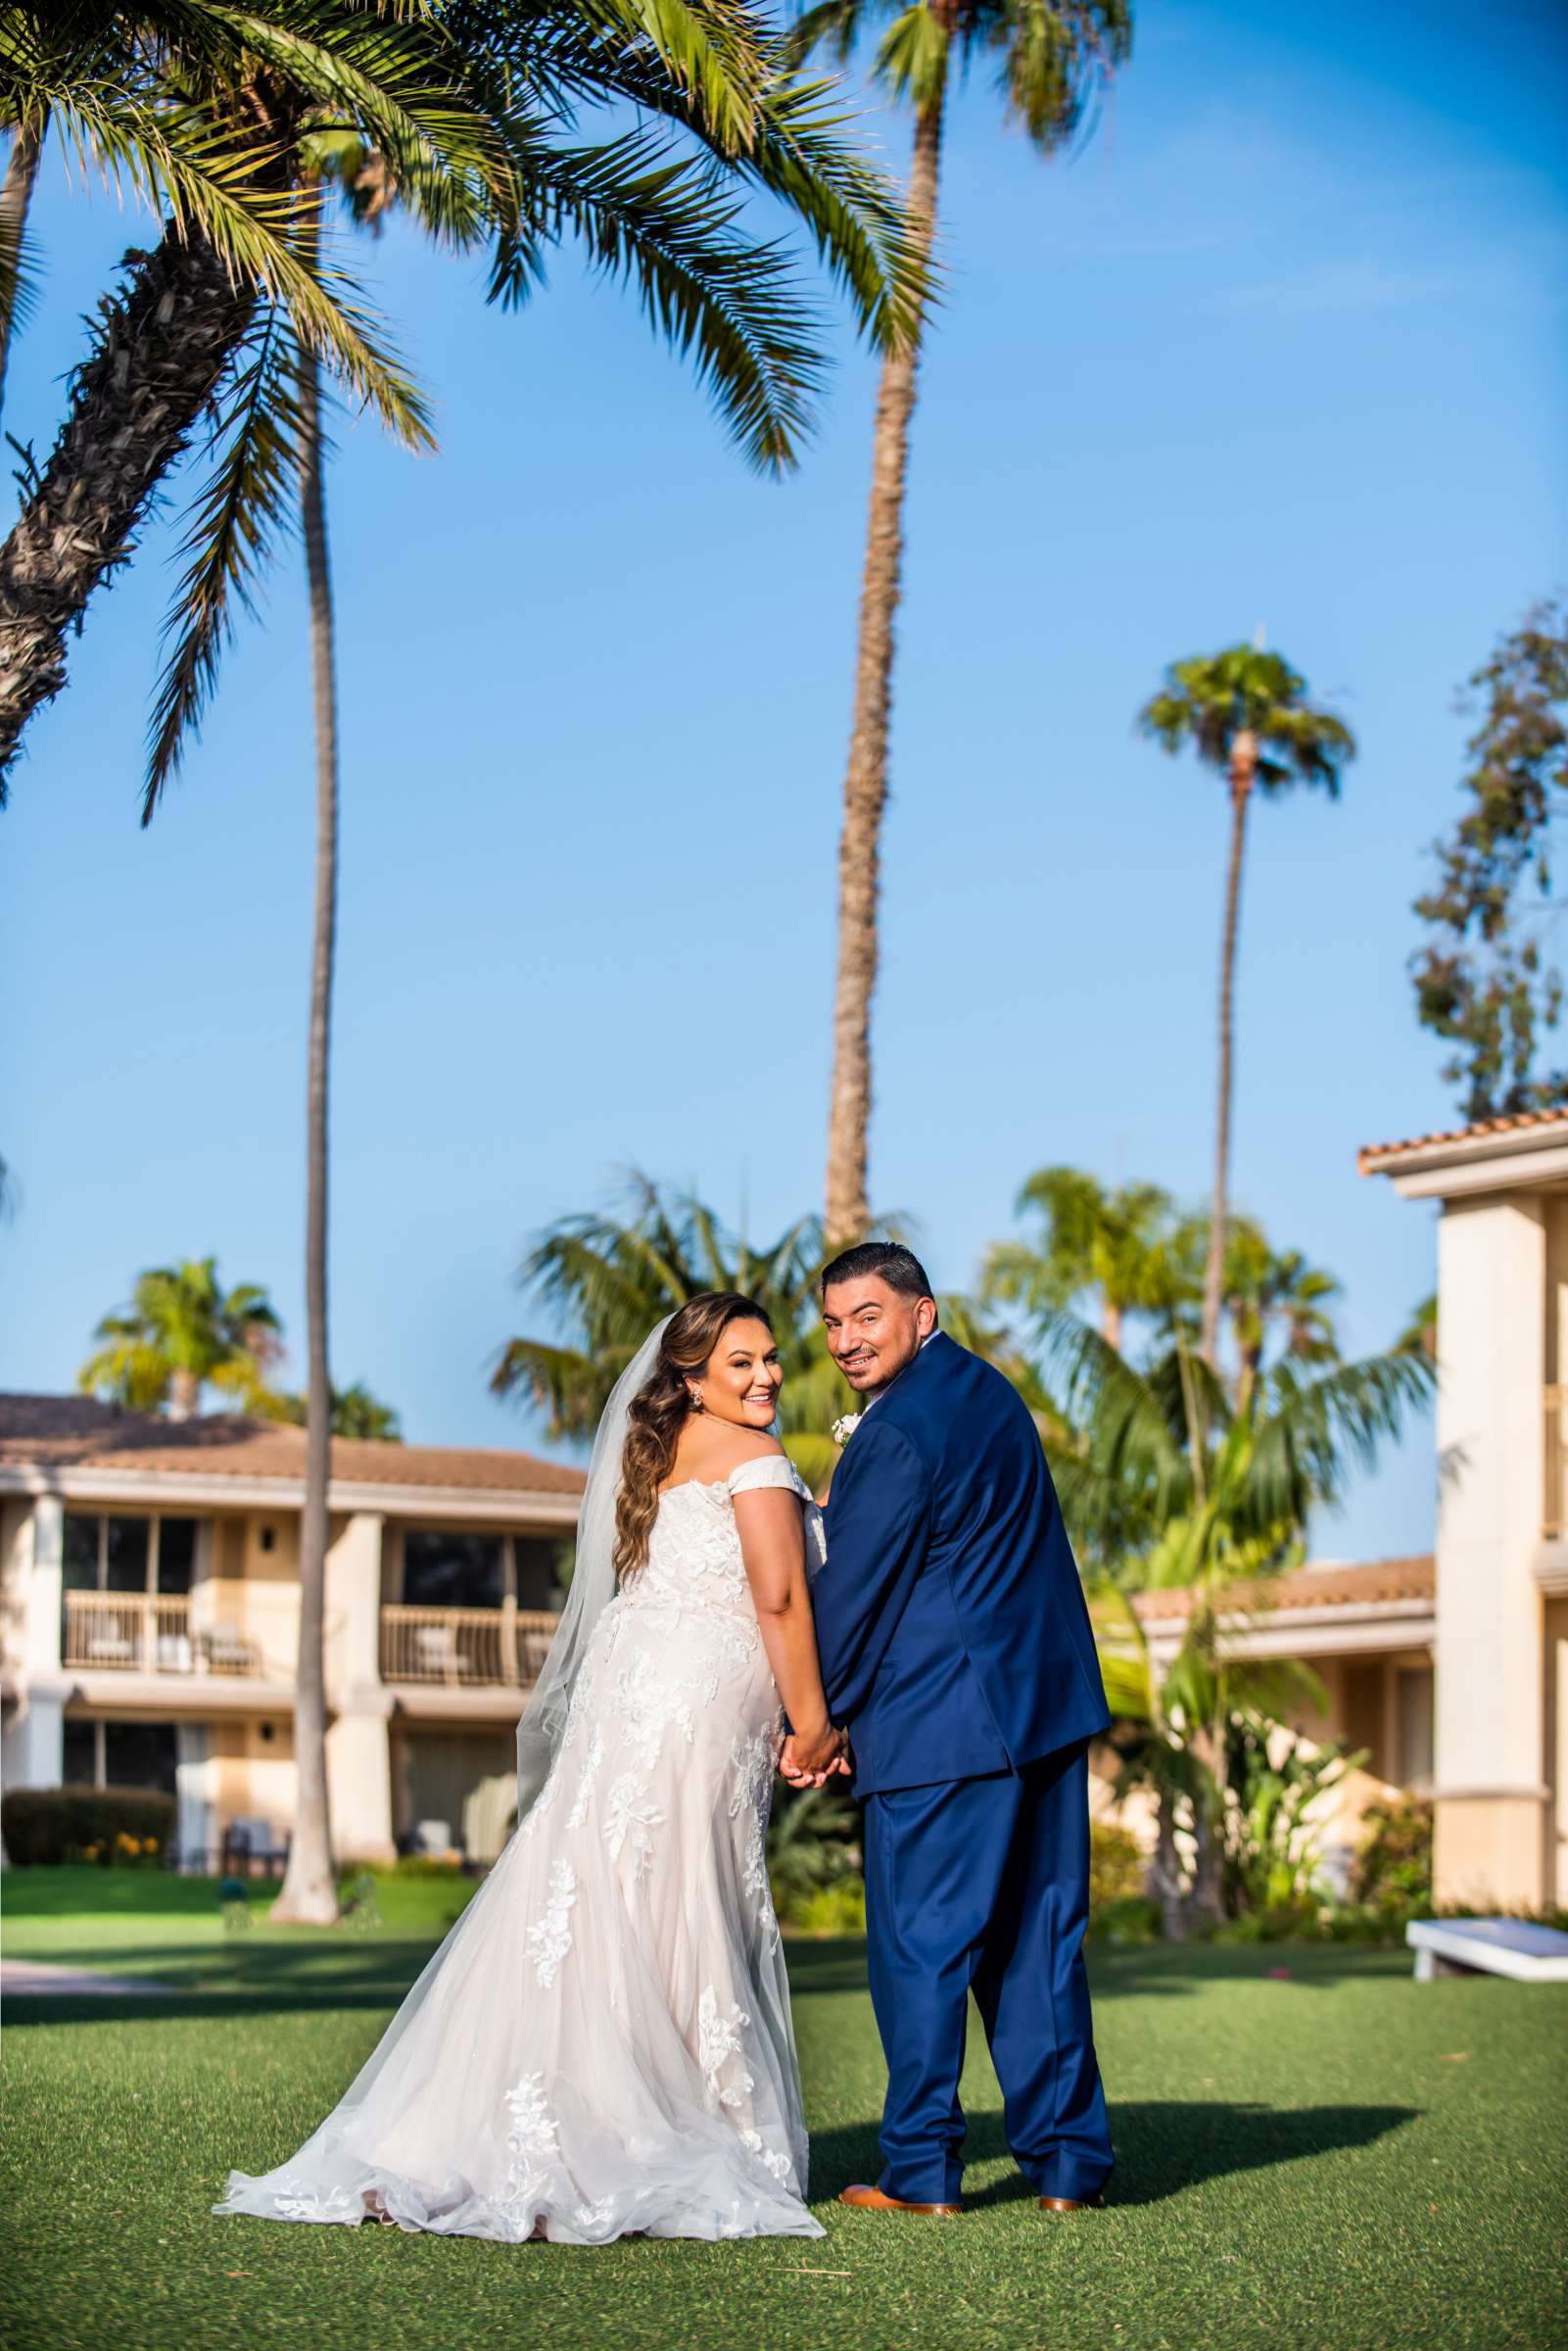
[3,0,1564,1559]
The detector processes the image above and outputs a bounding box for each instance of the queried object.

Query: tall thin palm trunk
[272,349,340,1925]
[1200,730,1255,1363]
[0,116,43,428]
[823,85,945,1246]
[0,224,253,782]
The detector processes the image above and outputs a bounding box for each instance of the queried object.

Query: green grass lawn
[3,1868,1564,2351]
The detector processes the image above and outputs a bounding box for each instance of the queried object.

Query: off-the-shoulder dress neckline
[657,1458,805,1501]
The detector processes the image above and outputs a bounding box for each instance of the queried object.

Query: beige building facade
[1362,1104,1568,1911]
[0,1397,583,1867]
[1109,1553,1436,1884]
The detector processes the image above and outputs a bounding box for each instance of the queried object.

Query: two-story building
[1362,1103,1568,1912]
[0,1395,583,1867]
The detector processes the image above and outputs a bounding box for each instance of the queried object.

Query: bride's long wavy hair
[612,1292,775,1582]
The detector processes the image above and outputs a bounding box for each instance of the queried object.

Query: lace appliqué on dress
[526,1858,578,1990]
[698,1986,755,2111]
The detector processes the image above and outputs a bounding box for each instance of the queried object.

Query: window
[399,1530,572,1608]
[513,1536,572,1607]
[157,1518,196,1596]
[61,1513,204,1595]
[402,1530,504,1609]
[105,1517,150,1592]
[63,1514,101,1592]
[105,1722,178,1796]
[63,1719,97,1785]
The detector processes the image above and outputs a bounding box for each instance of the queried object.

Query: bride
[216,1292,844,2244]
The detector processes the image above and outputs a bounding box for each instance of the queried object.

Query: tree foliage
[0,0,928,793]
[1138,645,1354,797]
[77,1256,284,1415]
[269,1378,403,1439]
[492,1173,915,1487]
[1409,600,1568,1119]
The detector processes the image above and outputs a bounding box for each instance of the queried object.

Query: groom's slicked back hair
[821,1241,934,1301]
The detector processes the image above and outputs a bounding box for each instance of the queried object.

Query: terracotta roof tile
[1358,1103,1568,1174]
[1132,1553,1434,1623]
[0,1392,585,1499]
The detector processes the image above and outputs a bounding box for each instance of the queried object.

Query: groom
[789,1241,1114,2217]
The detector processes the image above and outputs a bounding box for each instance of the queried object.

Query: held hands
[779,1720,851,1790]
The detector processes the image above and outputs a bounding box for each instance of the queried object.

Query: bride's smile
[687,1326,784,1428]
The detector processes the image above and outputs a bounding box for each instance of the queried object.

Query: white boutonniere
[832,1414,863,1449]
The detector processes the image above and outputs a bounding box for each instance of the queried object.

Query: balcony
[63,1593,264,1676]
[380,1604,560,1688]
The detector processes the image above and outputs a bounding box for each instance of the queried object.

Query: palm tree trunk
[0,224,253,786]
[1200,733,1255,1363]
[1150,1783,1186,1942]
[0,117,43,429]
[168,1367,200,1422]
[272,349,340,1925]
[823,88,944,1246]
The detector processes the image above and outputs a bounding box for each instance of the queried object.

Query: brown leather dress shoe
[1039,2191,1107,2214]
[838,2183,962,2217]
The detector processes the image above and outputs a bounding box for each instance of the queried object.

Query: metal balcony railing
[380,1604,560,1687]
[62,1593,266,1676]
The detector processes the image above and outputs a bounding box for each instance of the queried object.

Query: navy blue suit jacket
[813,1331,1110,1797]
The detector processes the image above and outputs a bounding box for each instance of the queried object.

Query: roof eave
[0,1462,582,1524]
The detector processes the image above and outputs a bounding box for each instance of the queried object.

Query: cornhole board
[1407,1918,1568,1982]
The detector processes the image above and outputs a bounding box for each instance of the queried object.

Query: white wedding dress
[215,1454,826,2244]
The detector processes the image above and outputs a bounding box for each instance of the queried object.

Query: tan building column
[1433,1195,1547,1906]
[323,1511,396,1864]
[1,1497,66,1790]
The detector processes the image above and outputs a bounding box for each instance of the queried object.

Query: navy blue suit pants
[862,1741,1113,2205]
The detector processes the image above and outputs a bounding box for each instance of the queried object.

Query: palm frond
[143,302,306,813]
[488,125,825,470]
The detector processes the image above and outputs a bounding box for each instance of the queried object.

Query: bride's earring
[688,1386,704,1414]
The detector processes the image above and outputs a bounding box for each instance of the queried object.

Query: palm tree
[77,1258,284,1417]
[1037,1287,1432,1601]
[1094,1508,1326,1934]
[788,0,1132,1243]
[0,0,926,786]
[267,308,341,1926]
[1220,1220,1340,1416]
[1138,648,1354,1366]
[271,1379,403,1439]
[982,1167,1184,1352]
[259,44,921,1923]
[0,1,471,777]
[494,1176,896,1489]
[1047,1306,1428,1934]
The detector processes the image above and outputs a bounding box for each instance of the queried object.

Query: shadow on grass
[0,1937,447,2027]
[5,1934,1414,2030]
[785,1941,1411,2006]
[810,2099,1422,2209]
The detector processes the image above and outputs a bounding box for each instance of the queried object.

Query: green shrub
[1090,1895,1163,1943]
[768,1781,860,1922]
[389,1853,466,1877]
[788,1879,867,1937]
[1352,1796,1433,1908]
[1089,1819,1146,1914]
[0,1785,175,1866]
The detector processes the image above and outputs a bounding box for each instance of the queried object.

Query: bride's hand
[781,1721,849,1786]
